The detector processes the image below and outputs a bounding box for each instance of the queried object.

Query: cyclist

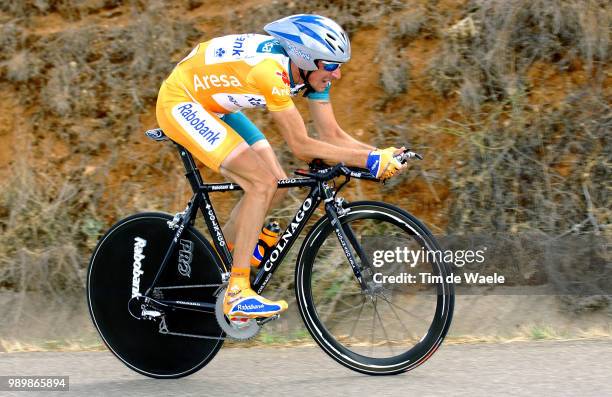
[155,14,406,323]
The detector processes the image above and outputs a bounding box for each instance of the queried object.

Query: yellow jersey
[164,34,295,114]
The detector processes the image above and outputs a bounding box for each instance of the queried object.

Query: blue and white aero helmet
[264,14,351,71]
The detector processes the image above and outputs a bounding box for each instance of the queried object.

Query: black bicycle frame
[143,143,354,299]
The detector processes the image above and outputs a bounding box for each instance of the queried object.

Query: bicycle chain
[214,287,262,340]
[158,316,225,340]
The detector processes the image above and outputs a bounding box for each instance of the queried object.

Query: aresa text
[194,74,242,91]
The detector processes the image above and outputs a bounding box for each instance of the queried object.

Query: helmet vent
[326,33,337,41]
[325,38,337,50]
[337,45,344,53]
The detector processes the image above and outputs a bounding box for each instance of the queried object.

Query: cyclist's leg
[219,147,288,318]
[219,149,278,270]
[221,112,289,245]
[222,111,287,180]
[156,95,287,318]
[252,140,288,194]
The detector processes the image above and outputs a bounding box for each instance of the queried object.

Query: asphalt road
[0,340,611,396]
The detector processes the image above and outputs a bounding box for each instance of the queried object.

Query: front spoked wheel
[295,201,454,375]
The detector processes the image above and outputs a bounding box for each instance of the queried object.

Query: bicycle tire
[87,212,225,378]
[295,201,454,375]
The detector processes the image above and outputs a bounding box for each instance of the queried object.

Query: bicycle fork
[322,185,372,292]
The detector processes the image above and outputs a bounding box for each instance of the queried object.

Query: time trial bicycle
[86,128,454,378]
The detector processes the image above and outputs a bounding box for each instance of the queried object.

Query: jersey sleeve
[306,83,331,101]
[249,60,295,112]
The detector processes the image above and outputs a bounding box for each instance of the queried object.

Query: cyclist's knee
[244,170,277,200]
[258,172,278,199]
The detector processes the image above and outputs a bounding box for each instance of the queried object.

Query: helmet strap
[299,68,316,97]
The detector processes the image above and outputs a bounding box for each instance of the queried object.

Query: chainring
[214,287,261,340]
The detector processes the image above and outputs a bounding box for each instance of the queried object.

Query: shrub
[389,7,427,42]
[0,0,124,19]
[0,152,103,293]
[428,0,610,104]
[446,90,610,234]
[236,0,406,34]
[378,41,410,98]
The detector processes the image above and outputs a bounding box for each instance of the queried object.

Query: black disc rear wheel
[87,212,225,378]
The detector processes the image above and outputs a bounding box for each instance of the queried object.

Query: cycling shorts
[221,112,266,146]
[156,81,266,172]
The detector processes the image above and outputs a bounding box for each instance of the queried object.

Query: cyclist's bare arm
[308,100,375,151]
[270,106,369,167]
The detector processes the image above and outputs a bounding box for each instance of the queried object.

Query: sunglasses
[319,60,342,72]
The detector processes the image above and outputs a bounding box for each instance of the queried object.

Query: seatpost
[176,143,205,193]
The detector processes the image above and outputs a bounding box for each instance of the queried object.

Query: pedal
[215,287,261,340]
[256,314,280,326]
[229,316,253,329]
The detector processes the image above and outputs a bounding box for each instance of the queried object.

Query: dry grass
[2,327,609,352]
[428,0,610,105]
[0,2,201,289]
[377,39,410,98]
[389,6,428,42]
[38,18,196,119]
[0,149,104,294]
[0,337,106,353]
[445,91,610,235]
[437,89,611,312]
[236,0,406,34]
[0,3,199,151]
[0,0,124,19]
[0,1,204,296]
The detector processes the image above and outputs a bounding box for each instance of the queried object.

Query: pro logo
[178,239,193,278]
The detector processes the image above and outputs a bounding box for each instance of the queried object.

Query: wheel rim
[87,213,224,378]
[297,204,453,372]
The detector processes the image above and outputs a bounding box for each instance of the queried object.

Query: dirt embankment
[0,1,609,349]
[1,1,608,227]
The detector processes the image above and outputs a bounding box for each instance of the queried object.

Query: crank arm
[256,314,280,326]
